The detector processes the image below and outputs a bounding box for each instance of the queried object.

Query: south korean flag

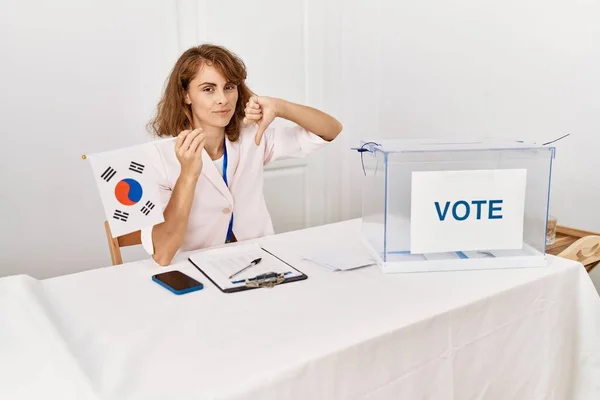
[87,142,165,237]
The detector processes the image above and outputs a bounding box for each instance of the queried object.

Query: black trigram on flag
[129,161,145,174]
[101,166,117,182]
[113,210,129,222]
[141,201,155,216]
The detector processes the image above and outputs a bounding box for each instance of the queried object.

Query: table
[2,219,600,400]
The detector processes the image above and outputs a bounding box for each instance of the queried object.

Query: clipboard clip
[243,271,286,288]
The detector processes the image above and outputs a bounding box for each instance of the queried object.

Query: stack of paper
[302,242,376,272]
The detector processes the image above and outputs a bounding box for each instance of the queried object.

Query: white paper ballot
[302,242,376,272]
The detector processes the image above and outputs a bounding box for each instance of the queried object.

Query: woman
[143,44,342,266]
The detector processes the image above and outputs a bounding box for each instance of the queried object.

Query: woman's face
[185,64,238,129]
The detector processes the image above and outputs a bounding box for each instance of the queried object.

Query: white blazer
[140,124,329,256]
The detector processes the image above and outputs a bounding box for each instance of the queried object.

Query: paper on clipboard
[188,243,302,291]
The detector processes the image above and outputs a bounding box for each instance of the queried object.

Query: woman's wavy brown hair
[148,44,253,142]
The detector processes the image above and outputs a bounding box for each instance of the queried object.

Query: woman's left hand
[243,96,281,145]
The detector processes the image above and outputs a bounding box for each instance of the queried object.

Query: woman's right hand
[175,128,205,179]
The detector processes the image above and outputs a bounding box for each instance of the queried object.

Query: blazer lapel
[224,138,240,187]
[201,146,233,206]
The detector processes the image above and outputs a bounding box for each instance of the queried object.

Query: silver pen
[228,257,262,279]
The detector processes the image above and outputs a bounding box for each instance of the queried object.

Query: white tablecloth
[1,219,600,399]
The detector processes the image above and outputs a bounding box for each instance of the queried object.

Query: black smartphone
[152,270,204,295]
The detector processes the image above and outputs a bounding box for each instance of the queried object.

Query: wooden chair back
[557,235,600,273]
[104,221,142,265]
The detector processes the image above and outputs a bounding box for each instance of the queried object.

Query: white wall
[2,0,599,279]
[0,0,180,278]
[336,0,600,233]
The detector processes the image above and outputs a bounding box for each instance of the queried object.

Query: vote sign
[410,169,527,254]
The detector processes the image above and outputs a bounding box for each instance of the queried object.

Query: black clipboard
[188,246,308,293]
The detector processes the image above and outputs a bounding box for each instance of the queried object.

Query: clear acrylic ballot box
[359,139,555,273]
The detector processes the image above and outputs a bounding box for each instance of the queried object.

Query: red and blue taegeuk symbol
[114,178,143,206]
